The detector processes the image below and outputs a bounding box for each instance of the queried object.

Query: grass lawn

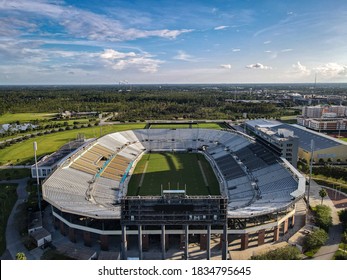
[280,115,298,120]
[0,123,145,166]
[128,152,220,196]
[0,113,55,124]
[149,123,224,129]
[0,183,18,255]
[0,169,31,180]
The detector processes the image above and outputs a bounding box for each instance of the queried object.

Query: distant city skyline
[1,0,347,84]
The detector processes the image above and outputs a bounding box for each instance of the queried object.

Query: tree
[303,229,328,252]
[338,209,347,230]
[315,205,333,231]
[15,252,27,260]
[319,188,328,205]
[342,231,347,255]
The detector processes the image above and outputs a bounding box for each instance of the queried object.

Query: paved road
[0,178,38,260]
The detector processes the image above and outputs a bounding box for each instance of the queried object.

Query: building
[244,120,299,167]
[30,228,52,248]
[302,105,347,118]
[302,106,324,118]
[246,119,347,164]
[297,117,347,133]
[42,128,305,259]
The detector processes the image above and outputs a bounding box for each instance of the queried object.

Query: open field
[0,113,55,124]
[0,123,145,165]
[128,152,220,196]
[279,115,297,120]
[0,183,18,255]
[149,123,224,129]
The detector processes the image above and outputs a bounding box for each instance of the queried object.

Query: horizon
[1,0,347,84]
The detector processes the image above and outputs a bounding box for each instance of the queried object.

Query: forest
[0,85,296,121]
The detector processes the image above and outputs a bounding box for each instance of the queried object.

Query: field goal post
[161,189,186,198]
[161,183,187,197]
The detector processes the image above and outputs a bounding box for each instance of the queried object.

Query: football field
[127,152,220,196]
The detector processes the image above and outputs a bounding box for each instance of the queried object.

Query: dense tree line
[0,86,291,120]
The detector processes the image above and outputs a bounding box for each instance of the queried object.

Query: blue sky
[1,0,347,84]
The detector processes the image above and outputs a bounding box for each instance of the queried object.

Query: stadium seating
[43,128,302,219]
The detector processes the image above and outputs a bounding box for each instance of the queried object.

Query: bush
[303,229,328,252]
[315,205,332,232]
[334,250,347,260]
[338,209,347,231]
[251,245,301,260]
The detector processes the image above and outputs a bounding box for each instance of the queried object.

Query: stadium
[42,128,305,259]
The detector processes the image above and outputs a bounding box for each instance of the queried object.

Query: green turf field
[127,152,220,196]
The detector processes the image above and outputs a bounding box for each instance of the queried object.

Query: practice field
[0,113,55,124]
[127,152,220,196]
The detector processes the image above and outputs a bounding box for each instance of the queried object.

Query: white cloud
[314,63,347,77]
[0,0,192,42]
[281,48,293,53]
[292,61,311,76]
[214,25,229,30]
[220,64,231,69]
[173,50,195,62]
[232,48,241,52]
[263,40,271,44]
[100,49,162,73]
[100,49,136,60]
[246,63,272,70]
[265,50,272,53]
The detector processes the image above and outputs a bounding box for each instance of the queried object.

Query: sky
[1,0,347,84]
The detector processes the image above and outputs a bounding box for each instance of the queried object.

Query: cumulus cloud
[214,25,229,30]
[100,49,136,60]
[315,62,347,77]
[232,48,241,52]
[100,49,162,73]
[292,61,310,76]
[246,63,272,70]
[220,64,231,69]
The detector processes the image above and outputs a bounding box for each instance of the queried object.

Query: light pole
[307,139,314,209]
[33,142,41,212]
[306,139,314,224]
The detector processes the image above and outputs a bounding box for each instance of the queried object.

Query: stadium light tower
[307,140,314,210]
[33,142,42,212]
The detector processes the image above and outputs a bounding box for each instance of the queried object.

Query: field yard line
[198,160,208,186]
[138,161,149,187]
